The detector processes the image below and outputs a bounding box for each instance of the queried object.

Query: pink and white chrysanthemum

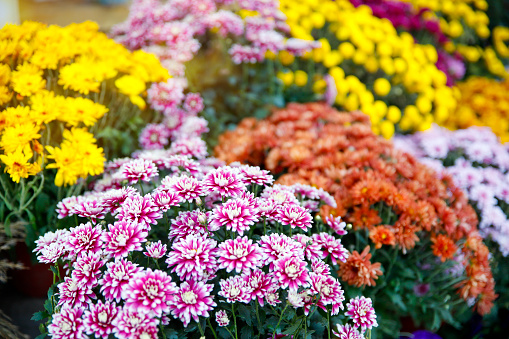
[233,191,260,209]
[312,233,349,265]
[292,234,322,261]
[229,44,264,64]
[166,234,218,281]
[83,300,119,339]
[257,198,279,220]
[239,165,274,186]
[217,236,264,273]
[34,229,69,253]
[147,79,185,112]
[215,310,229,327]
[169,137,208,159]
[272,255,310,290]
[203,167,246,198]
[276,204,312,231]
[102,220,148,258]
[144,241,167,259]
[265,288,281,306]
[105,157,132,173]
[258,233,304,269]
[72,199,106,223]
[205,10,244,37]
[345,296,378,332]
[333,324,364,339]
[325,215,347,236]
[152,190,182,211]
[120,159,159,184]
[56,196,84,219]
[112,308,159,339]
[242,269,274,306]
[139,123,171,150]
[309,272,345,314]
[117,194,163,228]
[100,259,141,302]
[163,155,201,175]
[170,175,206,203]
[48,307,86,339]
[169,210,215,240]
[218,275,251,303]
[67,222,103,256]
[71,251,105,289]
[122,268,177,317]
[183,93,204,115]
[101,187,138,214]
[261,185,300,206]
[37,242,66,264]
[209,198,259,235]
[311,259,331,276]
[170,280,216,327]
[57,276,95,308]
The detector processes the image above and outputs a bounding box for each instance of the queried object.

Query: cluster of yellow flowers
[0,21,169,186]
[444,77,509,142]
[277,0,457,138]
[405,0,508,78]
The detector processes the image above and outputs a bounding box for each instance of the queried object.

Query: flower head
[100,259,141,302]
[216,310,229,327]
[217,236,264,273]
[339,246,382,288]
[144,241,167,259]
[48,307,86,339]
[170,280,216,327]
[83,300,119,339]
[276,204,313,231]
[102,220,148,258]
[67,222,103,256]
[120,159,159,184]
[218,275,251,303]
[273,255,310,290]
[345,296,378,332]
[203,167,246,198]
[210,198,259,235]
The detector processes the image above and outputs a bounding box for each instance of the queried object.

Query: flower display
[0,21,170,245]
[34,145,377,338]
[215,102,496,334]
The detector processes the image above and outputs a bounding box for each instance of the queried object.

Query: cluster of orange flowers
[215,102,496,314]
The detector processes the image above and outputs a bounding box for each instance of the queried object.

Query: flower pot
[10,242,54,298]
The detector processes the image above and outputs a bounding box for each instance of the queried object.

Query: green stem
[255,302,262,334]
[232,303,238,339]
[225,326,236,339]
[273,303,289,338]
[327,306,331,339]
[207,317,218,339]
[197,319,205,336]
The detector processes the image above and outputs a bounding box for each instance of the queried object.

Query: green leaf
[35,334,47,339]
[388,293,407,312]
[31,311,46,321]
[164,328,180,339]
[282,318,303,335]
[43,299,53,314]
[240,326,254,339]
[431,310,441,331]
[238,304,252,326]
[266,316,279,331]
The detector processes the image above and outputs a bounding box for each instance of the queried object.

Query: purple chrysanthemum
[57,276,95,308]
[83,300,119,339]
[217,236,264,273]
[122,268,177,317]
[112,308,159,339]
[218,275,251,303]
[258,233,304,269]
[276,204,312,231]
[272,255,310,290]
[73,199,105,223]
[166,234,218,281]
[242,269,275,306]
[312,232,349,265]
[120,159,159,184]
[67,222,103,256]
[346,296,378,332]
[170,280,216,327]
[333,324,364,339]
[71,251,105,289]
[100,259,141,302]
[152,190,183,211]
[216,310,229,327]
[117,194,163,228]
[203,167,246,198]
[102,220,148,258]
[239,165,274,186]
[170,175,206,203]
[209,198,259,235]
[325,215,348,236]
[169,210,215,240]
[48,307,86,339]
[143,241,167,259]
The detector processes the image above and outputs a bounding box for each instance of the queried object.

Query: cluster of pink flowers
[36,148,377,337]
[395,125,509,255]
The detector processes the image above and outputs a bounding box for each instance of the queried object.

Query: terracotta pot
[10,242,54,298]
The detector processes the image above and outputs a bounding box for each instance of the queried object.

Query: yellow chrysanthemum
[115,75,146,97]
[11,71,46,97]
[45,144,82,187]
[0,146,40,183]
[29,91,60,125]
[58,63,100,95]
[0,123,41,153]
[63,97,109,127]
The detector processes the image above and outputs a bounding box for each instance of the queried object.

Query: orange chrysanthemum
[431,234,458,262]
[369,225,396,249]
[338,246,383,288]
